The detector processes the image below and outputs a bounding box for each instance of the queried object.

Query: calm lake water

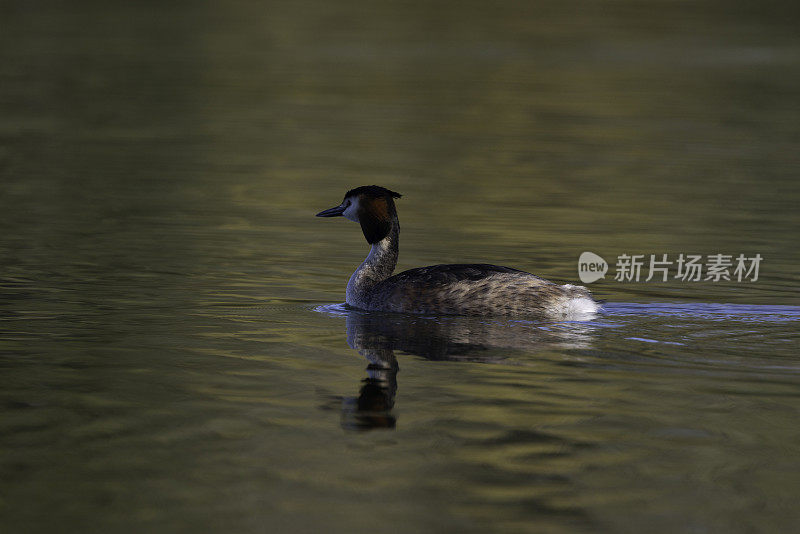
[2,1,800,532]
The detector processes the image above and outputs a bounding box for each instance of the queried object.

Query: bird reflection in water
[319,304,598,431]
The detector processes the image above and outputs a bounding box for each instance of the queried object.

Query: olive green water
[2,1,800,533]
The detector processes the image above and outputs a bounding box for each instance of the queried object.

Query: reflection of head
[341,355,398,431]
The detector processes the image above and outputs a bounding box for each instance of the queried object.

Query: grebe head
[316,185,402,244]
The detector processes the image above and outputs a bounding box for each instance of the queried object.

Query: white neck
[345,223,399,307]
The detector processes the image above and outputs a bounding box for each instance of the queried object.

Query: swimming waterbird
[316,186,598,320]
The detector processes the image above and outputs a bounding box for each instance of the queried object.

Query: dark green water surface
[1,1,799,532]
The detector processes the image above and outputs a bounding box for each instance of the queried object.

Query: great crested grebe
[316,185,599,320]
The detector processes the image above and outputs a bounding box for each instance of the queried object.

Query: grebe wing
[384,263,541,285]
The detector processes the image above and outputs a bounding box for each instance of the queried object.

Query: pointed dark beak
[316,204,346,217]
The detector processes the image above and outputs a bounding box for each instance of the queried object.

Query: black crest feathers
[345,185,402,200]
